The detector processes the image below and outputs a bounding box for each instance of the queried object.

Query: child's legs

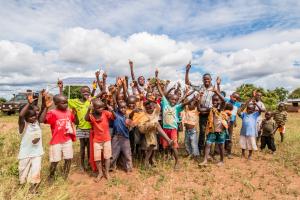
[144,146,155,166]
[156,123,171,143]
[184,130,192,155]
[63,159,72,179]
[225,122,233,154]
[216,132,226,162]
[28,156,42,184]
[190,129,200,156]
[198,115,208,153]
[94,142,104,176]
[19,157,31,184]
[260,136,267,150]
[79,138,86,167]
[111,136,122,168]
[120,137,133,171]
[266,136,276,152]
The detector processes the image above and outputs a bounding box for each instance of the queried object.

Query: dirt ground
[1,113,300,200]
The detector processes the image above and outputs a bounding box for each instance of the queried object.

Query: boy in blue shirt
[238,91,263,160]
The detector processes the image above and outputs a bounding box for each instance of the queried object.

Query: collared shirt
[190,84,214,108]
[113,111,129,138]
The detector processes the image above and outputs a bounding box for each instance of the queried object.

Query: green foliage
[63,86,82,99]
[235,84,288,110]
[288,88,300,99]
[0,97,6,103]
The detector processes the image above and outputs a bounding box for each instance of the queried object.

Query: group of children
[16,61,288,192]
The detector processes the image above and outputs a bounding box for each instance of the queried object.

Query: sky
[1,0,300,99]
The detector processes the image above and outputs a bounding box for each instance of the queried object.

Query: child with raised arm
[181,98,200,159]
[260,111,276,153]
[237,91,263,160]
[156,74,193,170]
[39,94,76,182]
[199,88,228,166]
[273,103,288,142]
[18,92,44,193]
[58,80,92,172]
[85,99,115,182]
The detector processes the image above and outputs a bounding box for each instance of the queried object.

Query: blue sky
[0,0,300,98]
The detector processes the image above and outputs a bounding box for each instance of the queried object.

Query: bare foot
[199,160,208,166]
[174,163,180,171]
[217,161,224,167]
[94,173,103,183]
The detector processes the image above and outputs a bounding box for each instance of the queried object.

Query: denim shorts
[206,132,226,144]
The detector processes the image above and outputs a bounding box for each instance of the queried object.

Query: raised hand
[27,92,34,104]
[129,60,133,67]
[186,61,191,71]
[155,68,159,78]
[95,70,100,78]
[92,80,97,89]
[45,94,53,108]
[57,79,63,89]
[216,76,221,85]
[103,72,107,79]
[252,90,257,98]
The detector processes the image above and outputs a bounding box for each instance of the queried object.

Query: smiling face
[169,94,178,106]
[138,76,145,86]
[212,94,221,108]
[265,111,272,120]
[202,74,212,88]
[93,100,105,114]
[278,103,285,111]
[54,95,68,111]
[25,110,37,123]
[127,96,136,110]
[144,101,155,114]
[230,92,240,102]
[118,102,127,115]
[255,92,262,101]
[247,104,255,114]
[80,86,91,100]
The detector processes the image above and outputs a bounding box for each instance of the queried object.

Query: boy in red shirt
[85,99,115,182]
[39,94,76,182]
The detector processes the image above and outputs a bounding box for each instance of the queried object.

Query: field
[0,113,299,200]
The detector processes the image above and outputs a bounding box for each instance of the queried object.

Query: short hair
[202,73,211,78]
[53,94,66,104]
[80,86,90,91]
[24,109,36,121]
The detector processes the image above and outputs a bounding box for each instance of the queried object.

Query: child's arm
[39,94,53,123]
[84,104,93,122]
[181,96,196,107]
[212,86,225,102]
[156,78,165,98]
[216,77,221,92]
[18,93,36,133]
[237,96,253,117]
[95,71,103,91]
[91,80,97,97]
[122,78,129,101]
[57,79,63,95]
[185,61,192,86]
[129,60,136,81]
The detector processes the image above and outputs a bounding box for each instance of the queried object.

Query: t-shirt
[239,112,260,137]
[190,84,214,108]
[68,99,91,129]
[273,111,287,126]
[225,98,242,122]
[113,111,129,138]
[181,107,199,126]
[18,121,44,159]
[45,109,76,145]
[261,119,276,137]
[161,96,183,129]
[90,111,114,143]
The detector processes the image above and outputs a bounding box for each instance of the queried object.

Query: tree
[273,87,289,102]
[0,97,6,104]
[235,84,288,110]
[288,88,300,99]
[63,86,82,99]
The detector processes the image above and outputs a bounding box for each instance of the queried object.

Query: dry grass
[0,113,299,200]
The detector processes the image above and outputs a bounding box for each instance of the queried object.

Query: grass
[0,112,300,199]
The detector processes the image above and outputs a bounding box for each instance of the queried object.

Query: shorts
[76,129,90,139]
[19,156,42,184]
[94,141,112,160]
[278,126,286,134]
[206,132,226,144]
[49,140,73,162]
[161,128,179,149]
[240,135,257,150]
